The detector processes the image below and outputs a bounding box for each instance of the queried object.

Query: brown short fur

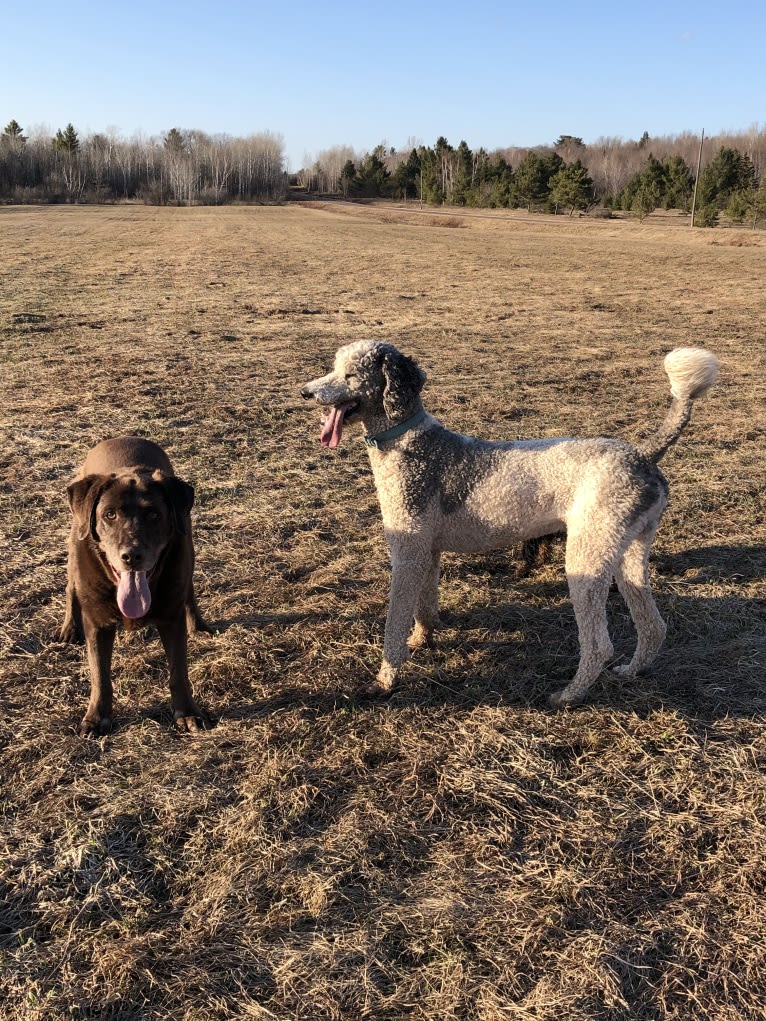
[60,436,211,737]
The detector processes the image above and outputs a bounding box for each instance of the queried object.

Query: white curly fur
[302,341,719,706]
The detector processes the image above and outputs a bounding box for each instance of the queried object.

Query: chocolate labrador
[60,436,211,737]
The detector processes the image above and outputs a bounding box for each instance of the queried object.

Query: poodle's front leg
[368,546,430,694]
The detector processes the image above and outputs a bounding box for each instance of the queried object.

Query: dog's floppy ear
[381,346,426,421]
[67,474,113,541]
[154,472,195,536]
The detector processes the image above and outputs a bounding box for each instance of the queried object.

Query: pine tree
[392,149,420,201]
[513,152,548,211]
[616,155,667,217]
[340,159,356,198]
[724,172,766,229]
[164,128,186,153]
[356,147,390,197]
[3,119,26,143]
[52,123,80,155]
[549,160,594,216]
[662,155,694,210]
[696,146,756,225]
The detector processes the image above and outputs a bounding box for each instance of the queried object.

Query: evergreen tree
[453,139,473,204]
[632,181,660,221]
[164,127,186,153]
[434,136,454,201]
[392,149,420,200]
[53,123,80,155]
[724,173,766,229]
[472,153,513,207]
[513,152,548,210]
[617,154,667,218]
[356,146,390,197]
[663,155,694,210]
[543,151,564,180]
[489,155,514,207]
[696,147,756,226]
[554,135,584,148]
[3,119,26,144]
[418,146,442,204]
[340,159,356,198]
[549,160,594,215]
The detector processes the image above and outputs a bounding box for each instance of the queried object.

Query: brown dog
[60,436,211,737]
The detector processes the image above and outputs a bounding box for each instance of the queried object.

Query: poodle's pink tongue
[320,406,346,449]
[116,570,151,619]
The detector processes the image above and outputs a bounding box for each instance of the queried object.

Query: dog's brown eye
[104,509,117,521]
[146,510,159,521]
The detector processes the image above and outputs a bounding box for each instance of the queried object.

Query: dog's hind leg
[368,547,431,694]
[60,580,84,644]
[549,530,616,708]
[409,550,441,651]
[613,527,666,678]
[185,585,214,635]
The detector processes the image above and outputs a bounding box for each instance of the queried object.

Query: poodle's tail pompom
[640,347,719,463]
[664,347,719,401]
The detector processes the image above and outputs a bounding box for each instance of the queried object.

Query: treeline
[0,121,287,204]
[299,129,766,227]
[4,117,765,225]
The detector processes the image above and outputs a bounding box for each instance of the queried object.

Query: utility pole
[690,128,705,228]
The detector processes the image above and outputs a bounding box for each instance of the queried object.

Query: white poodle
[302,340,718,706]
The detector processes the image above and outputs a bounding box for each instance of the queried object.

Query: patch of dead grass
[1,204,765,1019]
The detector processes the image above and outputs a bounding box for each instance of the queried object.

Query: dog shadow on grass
[420,541,765,715]
[53,541,764,733]
[225,541,766,725]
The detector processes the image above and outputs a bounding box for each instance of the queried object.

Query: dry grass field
[1,202,765,1020]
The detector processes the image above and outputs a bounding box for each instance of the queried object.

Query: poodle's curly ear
[381,347,426,421]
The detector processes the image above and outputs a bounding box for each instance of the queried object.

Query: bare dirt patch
[1,204,765,1019]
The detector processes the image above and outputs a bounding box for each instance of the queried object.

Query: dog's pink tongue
[320,407,345,449]
[116,570,151,619]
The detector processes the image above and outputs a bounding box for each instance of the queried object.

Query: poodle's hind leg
[549,571,615,707]
[549,528,616,708]
[613,527,666,678]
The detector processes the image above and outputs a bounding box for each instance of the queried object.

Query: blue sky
[3,0,764,170]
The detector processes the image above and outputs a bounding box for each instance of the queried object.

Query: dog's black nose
[121,549,145,568]
[300,386,313,399]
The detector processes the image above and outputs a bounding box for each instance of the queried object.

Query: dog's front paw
[612,663,635,677]
[364,679,393,696]
[547,688,584,709]
[407,623,434,651]
[79,715,112,738]
[173,705,211,734]
[366,661,399,696]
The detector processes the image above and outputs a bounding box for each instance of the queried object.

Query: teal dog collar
[364,409,427,449]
